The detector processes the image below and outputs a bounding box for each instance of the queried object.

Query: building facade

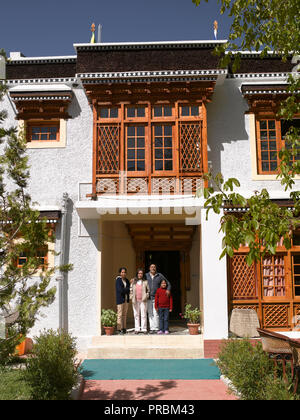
[1,40,299,354]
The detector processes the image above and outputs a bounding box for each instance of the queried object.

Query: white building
[1,41,299,357]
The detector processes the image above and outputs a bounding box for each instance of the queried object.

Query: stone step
[91,334,203,347]
[87,335,204,359]
[87,346,204,359]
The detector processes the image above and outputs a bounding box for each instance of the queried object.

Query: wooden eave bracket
[12,95,72,120]
[82,80,217,103]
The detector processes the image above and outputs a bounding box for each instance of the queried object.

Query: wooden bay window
[228,231,300,330]
[94,101,206,195]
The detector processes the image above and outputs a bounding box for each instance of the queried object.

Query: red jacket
[155,287,173,311]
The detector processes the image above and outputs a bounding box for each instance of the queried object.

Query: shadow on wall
[68,89,82,119]
[206,81,249,178]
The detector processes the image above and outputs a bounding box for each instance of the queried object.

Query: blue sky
[0,0,232,57]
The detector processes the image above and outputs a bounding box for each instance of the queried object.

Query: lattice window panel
[96,178,119,194]
[180,122,203,173]
[263,304,289,328]
[180,177,204,194]
[96,124,120,174]
[230,254,258,299]
[151,178,177,195]
[127,178,148,194]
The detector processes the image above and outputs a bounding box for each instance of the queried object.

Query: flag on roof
[90,23,96,44]
[214,21,218,40]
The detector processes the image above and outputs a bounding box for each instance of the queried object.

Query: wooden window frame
[95,101,204,193]
[256,116,300,174]
[229,233,300,330]
[125,124,148,176]
[27,121,60,143]
[16,247,49,270]
[260,253,288,301]
[98,106,120,121]
[179,103,201,120]
[292,253,300,299]
[125,105,148,122]
[152,104,175,120]
[152,123,176,175]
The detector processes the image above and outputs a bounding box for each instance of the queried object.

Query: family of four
[115,263,173,335]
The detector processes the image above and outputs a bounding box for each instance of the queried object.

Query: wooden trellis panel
[230,254,258,300]
[179,122,203,173]
[263,304,290,328]
[96,124,120,174]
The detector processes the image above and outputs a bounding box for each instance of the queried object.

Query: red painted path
[81,379,237,400]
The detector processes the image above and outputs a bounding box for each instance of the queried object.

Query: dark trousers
[158,308,169,332]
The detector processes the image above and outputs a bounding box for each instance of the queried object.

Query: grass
[0,367,31,400]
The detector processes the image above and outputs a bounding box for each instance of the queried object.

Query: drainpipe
[56,192,69,332]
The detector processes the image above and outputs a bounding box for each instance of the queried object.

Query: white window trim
[18,119,67,149]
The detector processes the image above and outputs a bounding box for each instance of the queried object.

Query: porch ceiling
[75,195,203,221]
[127,223,196,251]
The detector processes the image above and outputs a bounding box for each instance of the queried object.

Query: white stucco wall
[0,86,100,350]
[201,210,228,340]
[1,70,299,347]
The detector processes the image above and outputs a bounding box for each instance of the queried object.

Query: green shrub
[182,304,201,324]
[24,329,80,400]
[0,327,21,366]
[101,309,117,327]
[217,339,298,400]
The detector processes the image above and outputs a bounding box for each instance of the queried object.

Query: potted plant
[181,304,201,335]
[101,309,117,335]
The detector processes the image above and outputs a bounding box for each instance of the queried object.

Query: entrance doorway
[145,250,181,319]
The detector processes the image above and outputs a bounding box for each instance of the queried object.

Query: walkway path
[80,359,237,400]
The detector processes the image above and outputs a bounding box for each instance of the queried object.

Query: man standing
[146,263,171,334]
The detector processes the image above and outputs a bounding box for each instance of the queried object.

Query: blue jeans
[158,308,169,332]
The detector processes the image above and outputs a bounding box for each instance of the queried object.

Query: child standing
[155,279,173,335]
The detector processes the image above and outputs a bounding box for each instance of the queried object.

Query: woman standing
[115,267,130,335]
[130,269,150,334]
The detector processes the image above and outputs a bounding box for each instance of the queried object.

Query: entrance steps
[87,334,204,359]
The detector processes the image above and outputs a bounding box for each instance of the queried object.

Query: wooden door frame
[135,243,192,312]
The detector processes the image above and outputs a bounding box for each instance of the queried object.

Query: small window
[127,106,146,118]
[293,232,300,247]
[153,105,172,118]
[292,254,300,297]
[257,119,278,173]
[153,125,173,171]
[17,248,48,270]
[28,124,59,142]
[281,119,300,163]
[180,105,199,117]
[126,126,146,172]
[261,254,286,297]
[99,107,119,119]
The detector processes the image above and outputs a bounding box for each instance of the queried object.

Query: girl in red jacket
[155,279,173,334]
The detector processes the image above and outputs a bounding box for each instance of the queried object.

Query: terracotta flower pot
[103,326,115,336]
[15,337,33,356]
[187,323,200,335]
